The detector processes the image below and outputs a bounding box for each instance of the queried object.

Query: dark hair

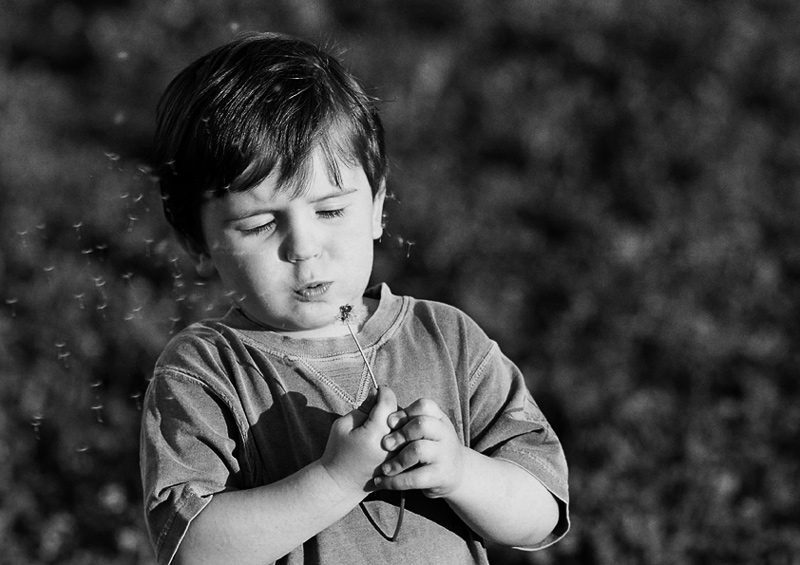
[153,32,387,251]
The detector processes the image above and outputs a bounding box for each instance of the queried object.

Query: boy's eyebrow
[310,186,359,203]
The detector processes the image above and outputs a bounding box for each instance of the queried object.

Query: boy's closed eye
[236,207,347,237]
[317,207,346,220]
[237,216,277,236]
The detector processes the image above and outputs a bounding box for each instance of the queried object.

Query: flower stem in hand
[338,304,404,541]
[338,304,378,389]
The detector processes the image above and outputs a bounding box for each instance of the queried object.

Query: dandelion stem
[339,304,403,541]
[339,304,379,389]
[345,321,379,389]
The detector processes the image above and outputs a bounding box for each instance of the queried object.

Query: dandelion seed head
[338,303,367,326]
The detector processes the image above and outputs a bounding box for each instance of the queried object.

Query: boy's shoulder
[373,283,466,317]
[381,285,491,346]
[154,317,241,374]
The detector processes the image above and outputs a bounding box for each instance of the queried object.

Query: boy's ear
[372,184,387,240]
[178,232,217,278]
[194,254,217,278]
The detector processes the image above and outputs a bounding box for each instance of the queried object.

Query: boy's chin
[243,299,363,338]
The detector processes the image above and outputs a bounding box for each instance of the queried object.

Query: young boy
[141,32,569,565]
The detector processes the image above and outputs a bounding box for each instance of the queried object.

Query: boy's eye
[318,208,345,219]
[240,220,276,236]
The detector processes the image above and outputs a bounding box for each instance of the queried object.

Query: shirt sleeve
[468,343,570,550]
[140,369,245,565]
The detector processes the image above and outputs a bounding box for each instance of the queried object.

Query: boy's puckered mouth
[294,281,332,300]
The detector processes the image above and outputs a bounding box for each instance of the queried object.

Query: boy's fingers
[387,398,447,429]
[381,440,431,476]
[401,398,447,420]
[377,461,435,491]
[365,386,397,428]
[385,398,446,437]
[356,387,378,414]
[341,406,368,428]
[387,409,407,430]
[382,415,442,451]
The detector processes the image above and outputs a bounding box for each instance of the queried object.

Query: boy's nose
[283,224,322,263]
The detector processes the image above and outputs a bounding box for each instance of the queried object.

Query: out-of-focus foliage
[1,1,798,563]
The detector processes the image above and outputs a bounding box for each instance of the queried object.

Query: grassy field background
[1,1,799,563]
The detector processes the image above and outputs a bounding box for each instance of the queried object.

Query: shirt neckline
[219,283,401,358]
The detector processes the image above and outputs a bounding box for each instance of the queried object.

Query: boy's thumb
[356,387,378,414]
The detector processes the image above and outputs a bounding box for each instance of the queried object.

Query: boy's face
[198,148,385,338]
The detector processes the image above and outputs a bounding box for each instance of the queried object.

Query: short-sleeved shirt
[140,284,569,564]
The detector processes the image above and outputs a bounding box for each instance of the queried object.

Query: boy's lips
[294,281,332,300]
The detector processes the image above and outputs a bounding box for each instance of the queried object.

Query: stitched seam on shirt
[199,290,407,362]
[468,341,498,394]
[293,357,357,407]
[222,297,407,393]
[155,367,240,415]
[494,446,563,490]
[363,293,409,350]
[155,482,194,556]
[235,331,358,359]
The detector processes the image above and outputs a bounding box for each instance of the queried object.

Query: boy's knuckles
[420,398,438,411]
[401,441,424,463]
[386,469,418,490]
[407,398,436,414]
[408,417,440,441]
[408,418,425,435]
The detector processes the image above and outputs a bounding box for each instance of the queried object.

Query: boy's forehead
[225,141,362,194]
[207,152,368,215]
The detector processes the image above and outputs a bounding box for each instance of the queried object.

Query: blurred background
[1,0,799,563]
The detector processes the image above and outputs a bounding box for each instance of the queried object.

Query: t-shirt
[140,284,569,564]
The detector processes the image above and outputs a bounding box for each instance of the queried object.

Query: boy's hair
[153,32,387,251]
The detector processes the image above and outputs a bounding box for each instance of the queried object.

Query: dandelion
[339,304,378,389]
[339,303,405,542]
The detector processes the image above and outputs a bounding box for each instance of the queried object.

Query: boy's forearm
[444,448,559,548]
[173,460,365,565]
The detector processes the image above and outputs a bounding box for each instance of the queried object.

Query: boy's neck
[236,297,380,339]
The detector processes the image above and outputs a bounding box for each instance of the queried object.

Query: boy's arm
[174,462,358,565]
[376,400,560,548]
[172,387,397,565]
[442,449,560,548]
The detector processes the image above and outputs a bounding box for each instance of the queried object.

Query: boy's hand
[375,399,466,499]
[319,386,397,496]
